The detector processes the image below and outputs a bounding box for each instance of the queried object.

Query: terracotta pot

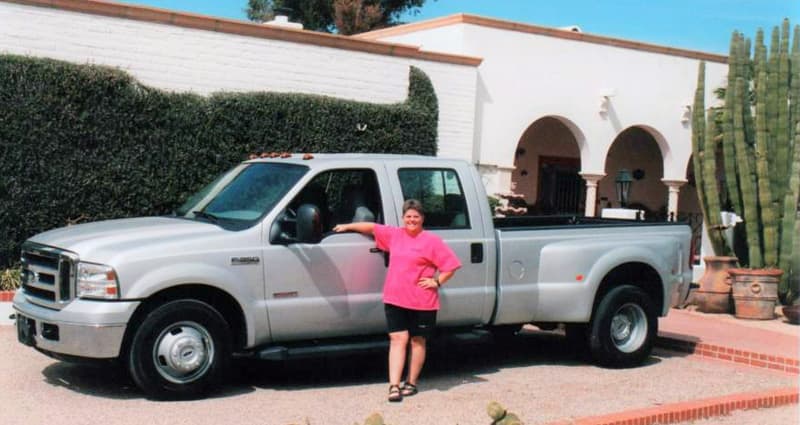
[0,290,14,302]
[729,268,782,320]
[691,256,738,313]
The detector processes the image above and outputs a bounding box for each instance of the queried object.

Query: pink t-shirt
[373,224,462,311]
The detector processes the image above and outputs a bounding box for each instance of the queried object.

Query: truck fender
[583,246,671,318]
[122,263,262,347]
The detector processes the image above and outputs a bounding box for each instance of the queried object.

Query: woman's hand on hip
[418,277,439,289]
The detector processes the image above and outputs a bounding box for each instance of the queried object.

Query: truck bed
[493,215,687,230]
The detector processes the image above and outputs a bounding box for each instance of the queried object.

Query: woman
[333,199,461,402]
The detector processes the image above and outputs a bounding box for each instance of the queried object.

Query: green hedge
[0,55,438,268]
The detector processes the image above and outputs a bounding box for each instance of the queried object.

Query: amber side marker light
[575,274,584,281]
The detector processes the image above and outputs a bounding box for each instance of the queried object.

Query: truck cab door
[263,166,396,341]
[384,162,494,326]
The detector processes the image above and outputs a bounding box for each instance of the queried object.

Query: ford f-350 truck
[13,154,691,398]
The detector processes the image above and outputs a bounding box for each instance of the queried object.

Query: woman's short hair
[402,199,425,216]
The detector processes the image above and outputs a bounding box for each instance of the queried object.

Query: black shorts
[384,303,437,338]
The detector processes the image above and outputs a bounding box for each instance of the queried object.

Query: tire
[588,285,657,368]
[128,299,232,399]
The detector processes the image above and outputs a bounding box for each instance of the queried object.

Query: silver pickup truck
[13,154,691,399]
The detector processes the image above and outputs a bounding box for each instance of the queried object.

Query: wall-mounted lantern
[681,104,692,123]
[615,169,633,208]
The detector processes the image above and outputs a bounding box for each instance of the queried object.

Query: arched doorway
[601,127,667,219]
[512,117,583,215]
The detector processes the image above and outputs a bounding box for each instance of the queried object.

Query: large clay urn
[729,268,782,320]
[692,256,738,313]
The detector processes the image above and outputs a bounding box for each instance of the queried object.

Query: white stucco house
[1,0,730,263]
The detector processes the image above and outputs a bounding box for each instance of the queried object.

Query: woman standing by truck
[333,199,461,402]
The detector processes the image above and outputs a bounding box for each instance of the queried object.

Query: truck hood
[29,217,228,264]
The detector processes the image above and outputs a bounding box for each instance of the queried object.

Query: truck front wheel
[128,299,231,399]
[589,285,657,368]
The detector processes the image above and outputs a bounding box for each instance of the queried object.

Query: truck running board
[250,329,493,361]
[256,339,388,361]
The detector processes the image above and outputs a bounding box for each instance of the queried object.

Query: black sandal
[388,384,403,402]
[401,382,418,396]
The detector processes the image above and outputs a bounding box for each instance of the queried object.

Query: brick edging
[544,387,799,425]
[656,336,800,375]
[0,291,14,302]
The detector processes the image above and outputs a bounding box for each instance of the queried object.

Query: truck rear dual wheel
[588,285,657,368]
[128,299,232,399]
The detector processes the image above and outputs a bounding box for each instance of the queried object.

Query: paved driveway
[0,327,794,425]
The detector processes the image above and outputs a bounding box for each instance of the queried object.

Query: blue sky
[116,0,798,54]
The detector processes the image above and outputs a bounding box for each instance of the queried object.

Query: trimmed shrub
[0,55,438,267]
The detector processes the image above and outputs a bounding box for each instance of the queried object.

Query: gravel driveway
[0,327,794,425]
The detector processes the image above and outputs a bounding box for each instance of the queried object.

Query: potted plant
[692,19,800,319]
[690,60,738,314]
[0,267,21,302]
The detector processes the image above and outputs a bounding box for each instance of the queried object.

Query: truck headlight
[77,262,120,299]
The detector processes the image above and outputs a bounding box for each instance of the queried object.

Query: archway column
[477,163,516,198]
[580,173,605,217]
[662,179,687,221]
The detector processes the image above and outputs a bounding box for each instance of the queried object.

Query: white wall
[0,1,477,161]
[379,22,728,195]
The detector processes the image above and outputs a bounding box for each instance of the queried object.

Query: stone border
[657,335,800,375]
[544,387,799,425]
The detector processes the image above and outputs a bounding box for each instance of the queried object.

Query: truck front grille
[20,243,78,310]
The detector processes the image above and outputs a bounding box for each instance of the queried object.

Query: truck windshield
[175,162,308,229]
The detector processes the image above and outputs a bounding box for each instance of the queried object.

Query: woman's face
[403,208,424,234]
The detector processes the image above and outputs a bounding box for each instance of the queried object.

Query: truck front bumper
[12,290,140,359]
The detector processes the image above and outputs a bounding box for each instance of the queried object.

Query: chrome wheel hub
[610,303,647,353]
[153,321,214,384]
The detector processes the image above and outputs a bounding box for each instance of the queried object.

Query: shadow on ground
[40,329,666,400]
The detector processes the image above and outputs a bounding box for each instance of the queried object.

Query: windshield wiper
[192,210,220,223]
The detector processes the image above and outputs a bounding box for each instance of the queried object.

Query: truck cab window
[177,162,308,229]
[398,168,470,229]
[278,169,383,239]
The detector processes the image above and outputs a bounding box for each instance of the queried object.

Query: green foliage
[246,0,428,33]
[693,19,800,302]
[0,54,438,268]
[487,195,500,214]
[0,268,21,291]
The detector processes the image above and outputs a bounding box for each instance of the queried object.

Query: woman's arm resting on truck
[333,222,376,234]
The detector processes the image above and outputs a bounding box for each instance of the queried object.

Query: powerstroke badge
[231,257,260,266]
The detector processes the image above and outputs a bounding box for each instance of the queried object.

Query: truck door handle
[370,248,389,267]
[471,243,483,263]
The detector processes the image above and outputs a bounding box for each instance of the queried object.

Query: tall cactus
[721,33,743,216]
[693,20,800,303]
[732,76,763,267]
[780,124,800,301]
[691,62,727,255]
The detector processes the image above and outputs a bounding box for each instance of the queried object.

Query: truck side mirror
[296,203,322,244]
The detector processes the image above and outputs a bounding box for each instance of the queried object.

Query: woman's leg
[406,336,426,385]
[388,330,409,386]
